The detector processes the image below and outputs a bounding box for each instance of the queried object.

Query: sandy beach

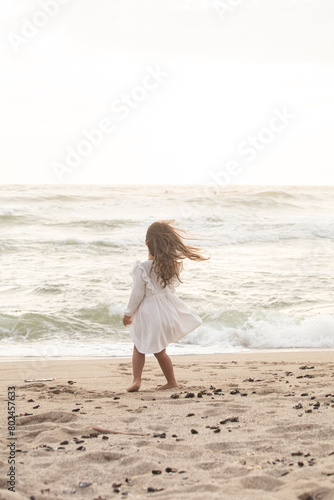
[0,350,334,499]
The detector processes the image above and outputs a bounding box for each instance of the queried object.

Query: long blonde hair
[145,220,210,288]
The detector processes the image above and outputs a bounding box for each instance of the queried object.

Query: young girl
[122,220,209,392]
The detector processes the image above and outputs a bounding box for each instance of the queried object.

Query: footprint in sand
[241,474,284,492]
[16,411,77,426]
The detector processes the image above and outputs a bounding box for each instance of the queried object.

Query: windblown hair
[146,220,210,288]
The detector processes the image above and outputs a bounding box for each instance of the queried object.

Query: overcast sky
[1,0,334,185]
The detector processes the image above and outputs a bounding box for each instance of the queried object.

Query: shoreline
[0,347,333,364]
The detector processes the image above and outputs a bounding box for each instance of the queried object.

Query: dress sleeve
[124,262,146,316]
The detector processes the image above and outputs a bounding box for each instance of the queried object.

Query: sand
[0,350,334,500]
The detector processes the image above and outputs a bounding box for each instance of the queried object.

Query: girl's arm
[123,265,146,319]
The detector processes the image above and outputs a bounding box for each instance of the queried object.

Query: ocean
[1,184,333,357]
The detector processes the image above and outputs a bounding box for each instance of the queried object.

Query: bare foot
[127,382,141,392]
[156,382,178,390]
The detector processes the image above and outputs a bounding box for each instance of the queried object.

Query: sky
[0,0,334,185]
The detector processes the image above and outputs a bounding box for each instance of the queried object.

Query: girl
[122,220,210,392]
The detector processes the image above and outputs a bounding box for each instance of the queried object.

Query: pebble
[220,417,239,425]
[166,467,177,473]
[78,481,92,487]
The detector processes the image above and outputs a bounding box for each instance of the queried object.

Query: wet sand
[0,350,334,499]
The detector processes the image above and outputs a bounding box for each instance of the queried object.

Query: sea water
[1,184,333,357]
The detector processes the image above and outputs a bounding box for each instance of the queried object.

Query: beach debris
[301,393,309,397]
[186,413,195,417]
[152,470,162,475]
[313,401,320,409]
[24,377,55,382]
[82,432,98,438]
[293,402,303,409]
[185,392,195,398]
[197,392,203,398]
[206,425,220,432]
[72,408,80,412]
[73,438,85,444]
[299,365,314,370]
[172,434,177,437]
[147,487,164,493]
[281,471,289,476]
[28,399,34,402]
[191,429,198,434]
[166,467,177,473]
[36,444,54,452]
[243,378,254,382]
[92,426,150,436]
[298,461,304,467]
[170,393,179,399]
[292,451,303,456]
[220,417,239,425]
[32,405,40,409]
[60,440,69,445]
[102,435,109,440]
[153,432,166,438]
[240,393,248,397]
[305,409,312,413]
[210,385,223,394]
[76,446,86,451]
[78,481,92,488]
[230,389,239,395]
[114,397,120,400]
[285,371,293,377]
[67,380,76,385]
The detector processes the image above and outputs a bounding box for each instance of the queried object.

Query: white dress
[124,260,202,354]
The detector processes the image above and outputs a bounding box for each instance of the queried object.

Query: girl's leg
[127,345,145,392]
[154,348,178,390]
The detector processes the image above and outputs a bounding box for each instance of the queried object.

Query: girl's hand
[123,314,132,326]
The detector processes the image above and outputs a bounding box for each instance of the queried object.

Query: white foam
[180,314,334,349]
